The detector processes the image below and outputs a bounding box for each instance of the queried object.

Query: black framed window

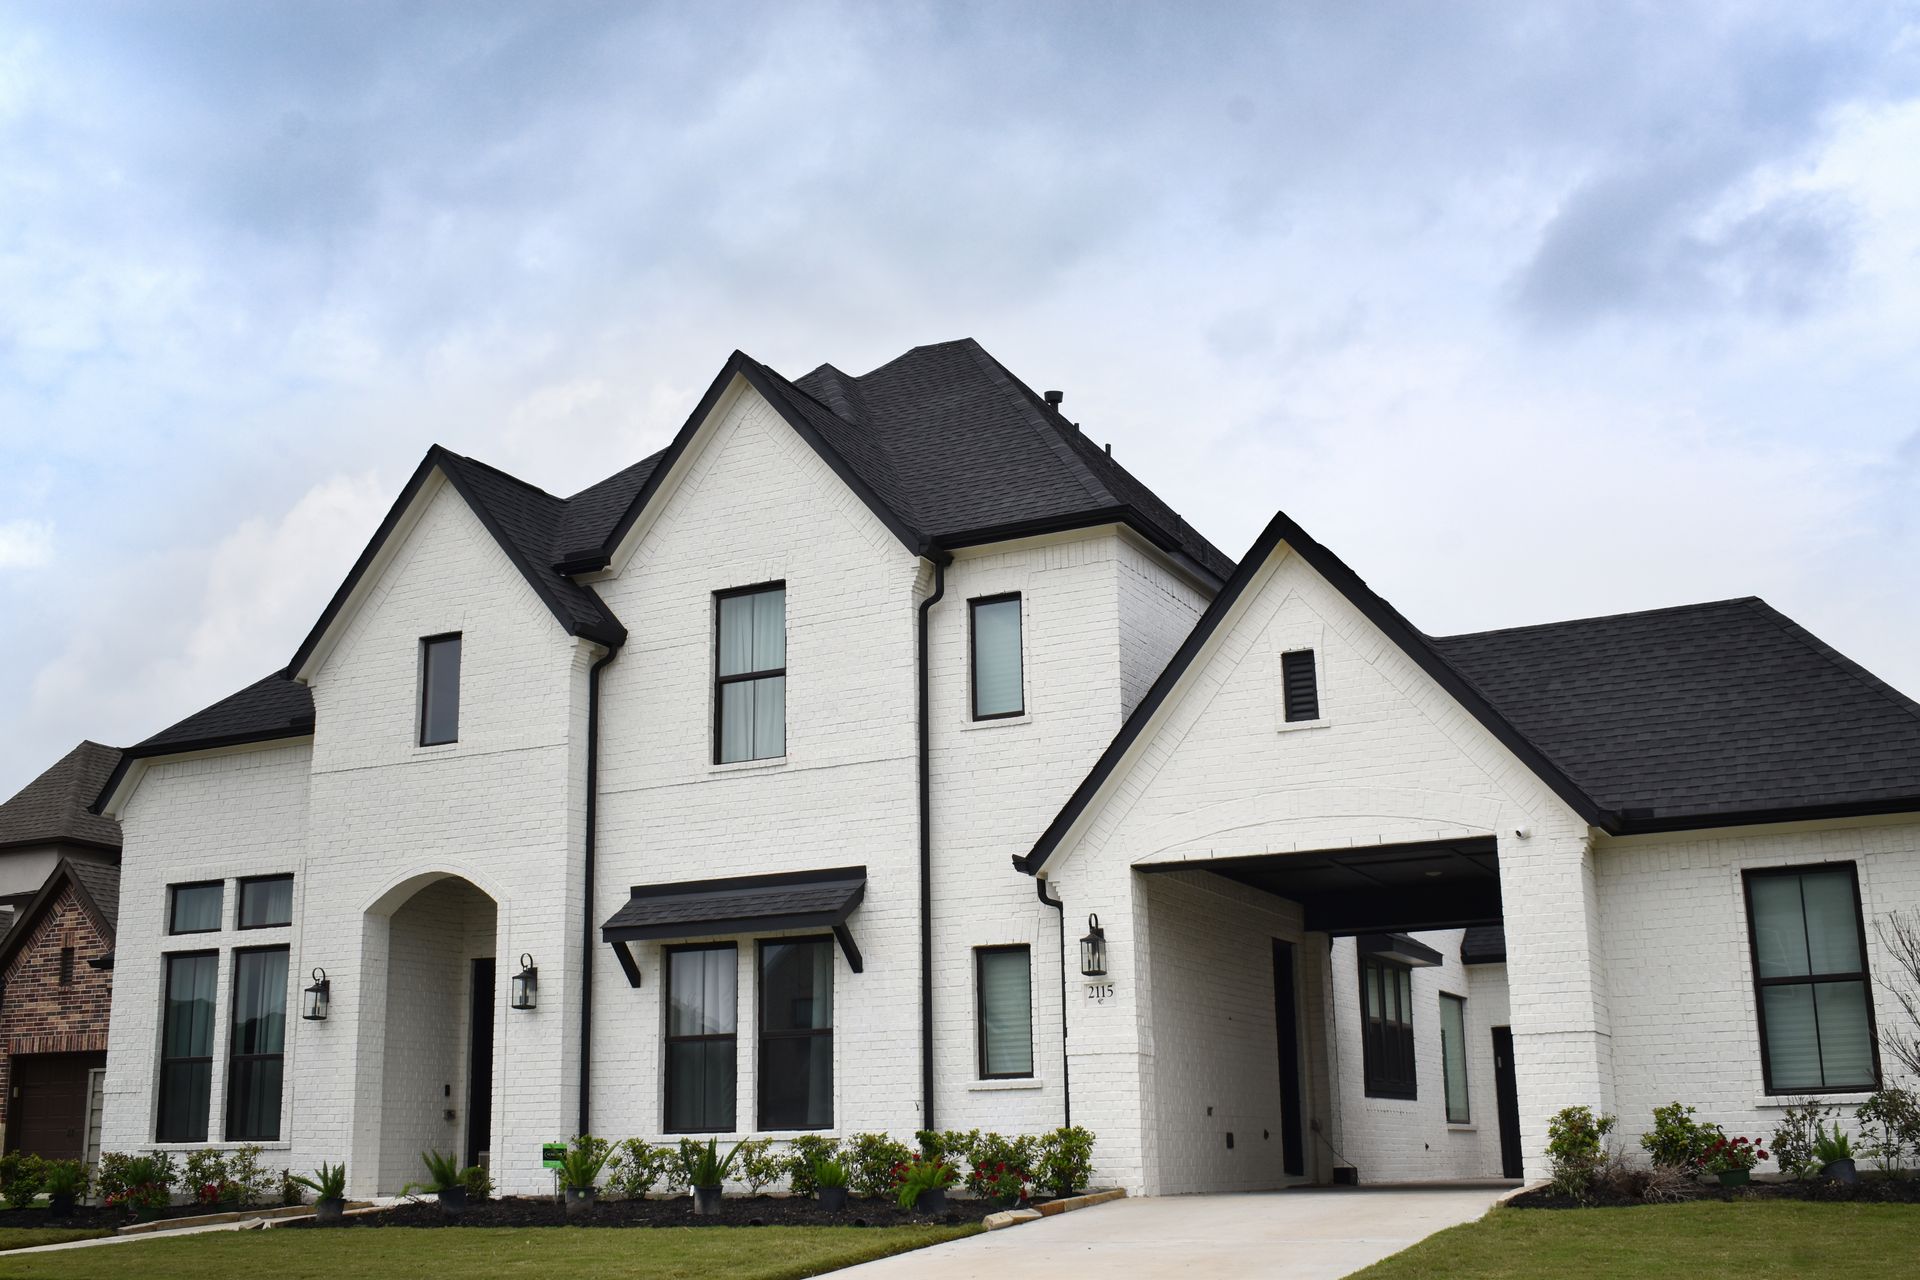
[58,947,74,986]
[157,950,219,1142]
[715,584,786,763]
[970,595,1025,719]
[419,633,462,746]
[1282,649,1319,722]
[1360,954,1416,1099]
[237,876,294,930]
[225,946,289,1141]
[758,938,834,1130]
[1439,993,1470,1124]
[665,944,737,1132]
[168,882,223,935]
[976,945,1034,1079]
[1744,863,1879,1094]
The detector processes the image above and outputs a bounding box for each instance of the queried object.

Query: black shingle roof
[1430,597,1920,828]
[68,858,120,933]
[132,671,315,754]
[0,742,123,852]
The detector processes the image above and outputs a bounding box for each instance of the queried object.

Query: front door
[1272,940,1305,1177]
[1491,1026,1523,1179]
[8,1052,105,1161]
[467,958,496,1169]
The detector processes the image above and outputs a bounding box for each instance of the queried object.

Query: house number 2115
[1085,982,1115,1003]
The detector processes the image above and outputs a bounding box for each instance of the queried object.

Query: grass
[1351,1201,1920,1279]
[0,1223,979,1278]
[0,1226,113,1252]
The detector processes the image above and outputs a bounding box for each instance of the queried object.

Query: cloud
[0,520,52,569]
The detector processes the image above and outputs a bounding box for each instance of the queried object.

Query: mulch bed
[0,1201,268,1229]
[284,1193,1033,1229]
[1510,1174,1920,1210]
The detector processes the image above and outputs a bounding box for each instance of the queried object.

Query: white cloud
[0,519,52,569]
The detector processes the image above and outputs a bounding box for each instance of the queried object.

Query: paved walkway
[843,1184,1514,1279]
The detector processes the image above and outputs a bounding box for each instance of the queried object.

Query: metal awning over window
[600,866,867,987]
[1356,932,1444,968]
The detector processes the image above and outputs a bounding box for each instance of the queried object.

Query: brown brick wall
[0,887,113,1126]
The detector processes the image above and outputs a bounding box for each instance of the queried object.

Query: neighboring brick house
[89,340,1919,1196]
[0,742,122,1162]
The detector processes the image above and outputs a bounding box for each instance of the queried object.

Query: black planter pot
[913,1187,948,1214]
[817,1186,848,1212]
[47,1193,75,1218]
[692,1185,723,1215]
[314,1197,345,1226]
[1822,1158,1859,1185]
[564,1187,597,1218]
[437,1186,468,1217]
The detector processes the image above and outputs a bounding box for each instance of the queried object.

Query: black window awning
[1356,932,1444,968]
[600,865,867,987]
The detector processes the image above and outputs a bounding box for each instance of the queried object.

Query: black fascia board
[934,510,1226,591]
[91,721,315,815]
[1609,794,1920,836]
[1016,510,1612,877]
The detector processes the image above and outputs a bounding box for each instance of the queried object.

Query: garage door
[8,1052,106,1162]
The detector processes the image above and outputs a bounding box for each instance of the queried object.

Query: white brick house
[92,341,1920,1198]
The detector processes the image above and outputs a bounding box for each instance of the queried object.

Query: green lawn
[0,1227,113,1252]
[1352,1202,1920,1279]
[0,1224,977,1279]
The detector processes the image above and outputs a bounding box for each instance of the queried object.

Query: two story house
[91,340,1920,1197]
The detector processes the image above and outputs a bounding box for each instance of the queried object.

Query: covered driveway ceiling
[1138,837,1501,935]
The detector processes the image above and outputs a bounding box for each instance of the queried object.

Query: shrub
[226,1145,275,1206]
[183,1148,236,1205]
[1771,1099,1837,1180]
[890,1156,958,1210]
[0,1152,46,1209]
[970,1131,1039,1188]
[607,1139,678,1199]
[1639,1161,1696,1204]
[1639,1102,1719,1171]
[1036,1126,1096,1197]
[461,1163,494,1200]
[732,1138,782,1194]
[42,1159,88,1200]
[916,1129,982,1164]
[97,1152,176,1215]
[783,1135,841,1197]
[1545,1106,1616,1199]
[845,1133,914,1198]
[1856,1088,1920,1175]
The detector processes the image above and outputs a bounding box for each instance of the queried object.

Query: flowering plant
[1701,1135,1768,1175]
[969,1160,1029,1204]
[889,1157,958,1210]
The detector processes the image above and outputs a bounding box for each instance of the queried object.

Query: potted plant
[559,1138,610,1219]
[417,1151,469,1217]
[42,1160,86,1218]
[1701,1135,1767,1188]
[813,1157,850,1213]
[291,1162,348,1225]
[1814,1124,1858,1185]
[893,1157,958,1214]
[684,1139,740,1216]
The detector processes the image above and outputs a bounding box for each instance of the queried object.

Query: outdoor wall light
[1079,914,1108,978]
[302,967,331,1021]
[511,953,538,1010]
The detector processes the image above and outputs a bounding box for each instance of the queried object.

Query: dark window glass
[1440,993,1470,1124]
[420,634,462,746]
[226,947,288,1141]
[169,883,223,935]
[665,944,736,1132]
[1361,954,1417,1099]
[1283,649,1320,722]
[238,876,293,929]
[715,585,786,763]
[158,951,218,1142]
[977,946,1034,1078]
[970,596,1025,719]
[1745,864,1879,1093]
[758,938,833,1129]
[58,947,74,986]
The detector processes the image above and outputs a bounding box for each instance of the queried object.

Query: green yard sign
[542,1142,568,1170]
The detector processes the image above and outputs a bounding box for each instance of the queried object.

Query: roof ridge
[1434,596,1765,643]
[1736,597,1920,730]
[957,339,1117,509]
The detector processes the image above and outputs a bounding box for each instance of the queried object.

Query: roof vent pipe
[1044,390,1064,411]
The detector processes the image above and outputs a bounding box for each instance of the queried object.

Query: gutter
[916,551,950,1132]
[1036,878,1072,1128]
[579,646,620,1136]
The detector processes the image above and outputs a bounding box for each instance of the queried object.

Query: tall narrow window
[168,882,223,935]
[758,938,834,1130]
[665,944,737,1132]
[976,946,1034,1079]
[237,876,294,929]
[715,585,785,763]
[419,634,462,746]
[1360,954,1416,1099]
[1439,993,1470,1124]
[1745,863,1879,1093]
[157,951,219,1142]
[58,947,74,986]
[1282,649,1319,722]
[226,947,289,1141]
[970,595,1025,719]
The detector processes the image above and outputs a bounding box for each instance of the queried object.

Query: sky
[1,1,1918,797]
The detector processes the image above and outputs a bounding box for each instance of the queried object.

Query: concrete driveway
[842,1184,1513,1279]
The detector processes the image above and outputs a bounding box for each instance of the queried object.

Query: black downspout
[1037,879,1071,1128]
[916,554,948,1133]
[579,646,618,1137]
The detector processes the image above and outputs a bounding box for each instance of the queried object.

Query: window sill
[707,756,789,775]
[1754,1092,1876,1109]
[1276,718,1331,734]
[959,712,1031,732]
[967,1078,1045,1092]
[414,741,459,754]
[150,1141,293,1152]
[1446,1123,1476,1133]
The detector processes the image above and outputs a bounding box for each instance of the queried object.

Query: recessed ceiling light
[1424,870,1443,878]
